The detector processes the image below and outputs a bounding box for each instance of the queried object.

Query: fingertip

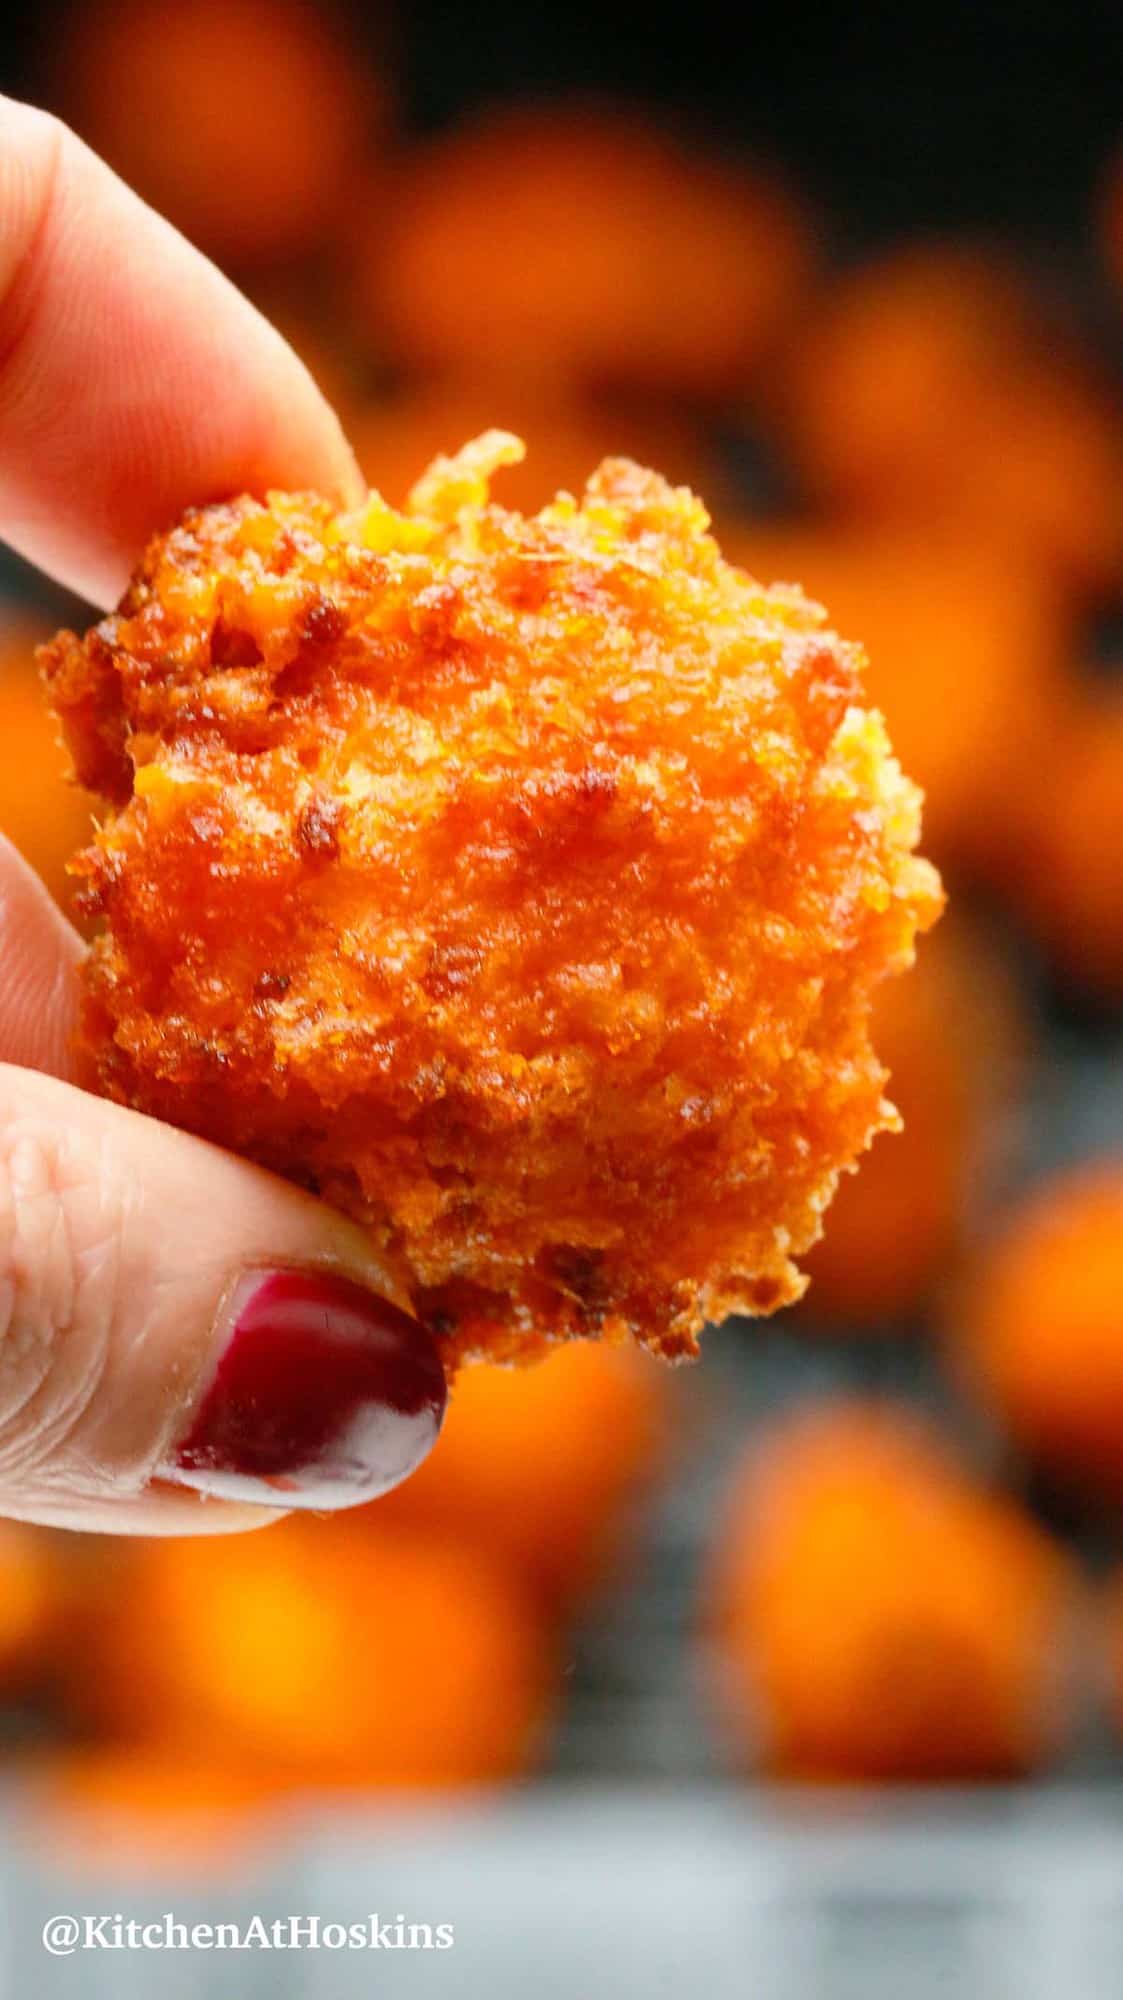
[0,97,368,603]
[0,1066,444,1534]
[162,1268,447,1512]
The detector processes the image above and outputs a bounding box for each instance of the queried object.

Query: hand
[0,96,446,1534]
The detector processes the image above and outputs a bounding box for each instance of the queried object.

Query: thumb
[0,1061,445,1534]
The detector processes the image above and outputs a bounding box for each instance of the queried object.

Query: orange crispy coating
[42,435,941,1366]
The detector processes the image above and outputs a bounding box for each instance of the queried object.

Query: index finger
[0,96,363,606]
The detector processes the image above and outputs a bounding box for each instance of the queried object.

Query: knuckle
[0,1096,122,1485]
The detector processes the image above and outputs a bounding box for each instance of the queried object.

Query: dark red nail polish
[164,1271,446,1509]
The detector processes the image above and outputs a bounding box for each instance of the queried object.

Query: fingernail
[163,1270,446,1509]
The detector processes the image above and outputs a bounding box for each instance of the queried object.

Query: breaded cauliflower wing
[42,435,942,1365]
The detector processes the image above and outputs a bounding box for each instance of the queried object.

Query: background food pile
[3,0,1123,1861]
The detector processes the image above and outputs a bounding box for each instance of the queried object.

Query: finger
[0,836,83,1081]
[0,1063,446,1533]
[0,96,363,608]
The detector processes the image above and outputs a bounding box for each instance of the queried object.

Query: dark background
[4,1,1123,239]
